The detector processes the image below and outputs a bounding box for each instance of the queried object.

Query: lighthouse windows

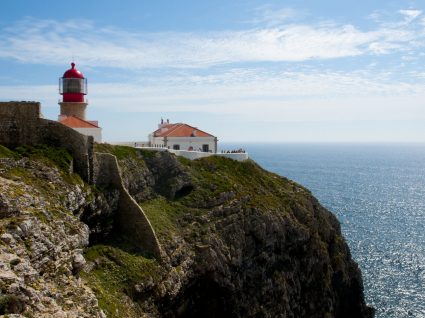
[60,78,87,94]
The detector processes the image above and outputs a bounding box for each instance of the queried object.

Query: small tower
[58,62,102,142]
[59,62,88,120]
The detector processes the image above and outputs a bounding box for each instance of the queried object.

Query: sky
[0,0,425,142]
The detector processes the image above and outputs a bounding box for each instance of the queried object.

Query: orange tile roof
[59,116,99,128]
[153,123,214,138]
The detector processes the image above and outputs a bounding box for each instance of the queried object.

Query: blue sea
[222,143,425,318]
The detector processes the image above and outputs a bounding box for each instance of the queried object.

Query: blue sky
[1,0,425,142]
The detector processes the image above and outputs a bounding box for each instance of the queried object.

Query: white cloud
[368,11,382,23]
[368,41,401,54]
[0,15,423,69]
[251,6,302,26]
[399,9,422,23]
[1,69,424,122]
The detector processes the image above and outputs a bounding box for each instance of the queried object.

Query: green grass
[95,144,139,160]
[82,245,163,318]
[1,144,83,187]
[0,145,19,159]
[175,156,305,212]
[14,144,73,172]
[137,155,311,248]
[140,197,177,242]
[140,196,204,243]
[94,144,153,170]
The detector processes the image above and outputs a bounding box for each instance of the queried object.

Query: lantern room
[59,62,87,103]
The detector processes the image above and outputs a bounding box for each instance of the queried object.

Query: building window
[173,144,180,150]
[202,144,209,152]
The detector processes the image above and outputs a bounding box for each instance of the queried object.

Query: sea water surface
[221,143,425,318]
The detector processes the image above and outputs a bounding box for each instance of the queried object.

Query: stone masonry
[0,101,92,181]
[93,153,164,259]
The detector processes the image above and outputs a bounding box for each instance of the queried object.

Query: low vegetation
[82,245,163,318]
[14,144,73,172]
[95,144,140,160]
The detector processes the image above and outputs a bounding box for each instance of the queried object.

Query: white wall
[168,149,248,161]
[150,136,217,153]
[110,141,150,147]
[74,127,102,143]
[217,152,249,161]
[133,146,249,161]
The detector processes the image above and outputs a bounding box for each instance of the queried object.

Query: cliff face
[0,144,374,318]
[0,145,106,317]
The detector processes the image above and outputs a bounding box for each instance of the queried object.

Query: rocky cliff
[0,144,374,318]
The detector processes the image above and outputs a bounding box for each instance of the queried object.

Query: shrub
[0,294,26,314]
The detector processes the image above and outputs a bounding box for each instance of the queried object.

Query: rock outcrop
[0,144,374,318]
[0,148,105,317]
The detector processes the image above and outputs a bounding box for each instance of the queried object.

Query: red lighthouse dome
[63,62,85,79]
[59,62,87,103]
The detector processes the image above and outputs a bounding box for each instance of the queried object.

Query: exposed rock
[71,252,86,276]
[0,156,104,317]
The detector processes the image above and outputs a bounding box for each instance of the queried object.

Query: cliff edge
[0,144,374,318]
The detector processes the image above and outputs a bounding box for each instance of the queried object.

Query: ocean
[222,143,425,318]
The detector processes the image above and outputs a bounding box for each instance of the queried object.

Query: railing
[109,142,249,161]
[136,147,248,161]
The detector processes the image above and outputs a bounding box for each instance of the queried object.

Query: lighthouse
[58,63,102,142]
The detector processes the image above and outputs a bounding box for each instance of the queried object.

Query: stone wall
[93,152,163,259]
[38,119,93,182]
[0,101,41,147]
[93,152,162,259]
[0,102,93,181]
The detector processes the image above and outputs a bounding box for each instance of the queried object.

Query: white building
[58,116,102,142]
[149,120,218,153]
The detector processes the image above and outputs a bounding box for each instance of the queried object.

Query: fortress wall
[93,152,163,260]
[37,119,93,182]
[0,102,93,181]
[0,102,41,147]
[92,152,123,189]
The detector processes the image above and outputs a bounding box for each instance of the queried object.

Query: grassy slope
[141,155,312,245]
[81,245,162,318]
[0,145,83,200]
